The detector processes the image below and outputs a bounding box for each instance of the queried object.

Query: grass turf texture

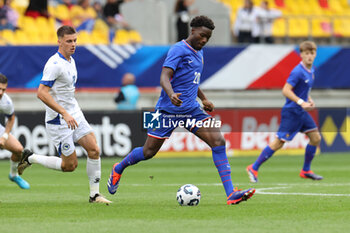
[0,153,349,233]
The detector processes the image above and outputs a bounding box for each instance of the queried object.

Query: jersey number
[193,72,201,84]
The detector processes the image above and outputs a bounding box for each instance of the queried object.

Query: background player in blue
[108,15,255,205]
[246,41,323,183]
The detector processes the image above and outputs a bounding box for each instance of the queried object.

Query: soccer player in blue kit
[107,15,255,205]
[246,41,323,183]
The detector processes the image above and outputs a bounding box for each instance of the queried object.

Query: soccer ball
[176,184,201,206]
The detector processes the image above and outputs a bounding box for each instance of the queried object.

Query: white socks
[24,153,101,197]
[10,159,18,177]
[28,154,62,171]
[87,157,101,197]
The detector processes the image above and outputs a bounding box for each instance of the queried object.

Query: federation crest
[62,143,70,151]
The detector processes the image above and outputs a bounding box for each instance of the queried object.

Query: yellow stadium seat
[14,30,28,45]
[28,31,42,45]
[128,30,142,43]
[288,18,309,37]
[113,29,129,44]
[21,16,38,33]
[272,18,286,37]
[48,17,56,29]
[36,17,50,29]
[335,19,350,37]
[333,18,343,36]
[93,19,109,34]
[0,29,16,45]
[48,5,55,17]
[328,0,343,14]
[312,18,331,37]
[55,4,71,21]
[91,30,109,44]
[77,31,92,45]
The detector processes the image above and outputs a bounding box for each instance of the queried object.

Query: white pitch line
[255,187,289,191]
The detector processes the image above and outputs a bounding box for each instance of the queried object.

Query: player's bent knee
[88,147,100,159]
[210,137,226,148]
[310,135,321,145]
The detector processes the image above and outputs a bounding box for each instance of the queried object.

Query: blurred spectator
[252,0,281,43]
[233,0,256,43]
[0,0,19,30]
[174,0,195,41]
[24,0,49,18]
[62,0,74,10]
[92,1,103,19]
[114,73,140,110]
[71,0,97,32]
[103,0,131,30]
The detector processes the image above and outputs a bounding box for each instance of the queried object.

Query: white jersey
[0,93,14,130]
[0,93,14,117]
[41,52,82,124]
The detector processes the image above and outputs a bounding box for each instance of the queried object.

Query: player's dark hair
[57,25,76,38]
[0,74,8,84]
[300,41,317,52]
[190,15,215,30]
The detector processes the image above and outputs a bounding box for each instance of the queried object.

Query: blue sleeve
[163,45,184,71]
[286,68,300,87]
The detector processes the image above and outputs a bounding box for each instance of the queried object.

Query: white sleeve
[3,94,14,116]
[41,61,61,87]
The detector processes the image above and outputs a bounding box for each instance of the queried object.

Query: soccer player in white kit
[0,74,30,189]
[17,26,111,204]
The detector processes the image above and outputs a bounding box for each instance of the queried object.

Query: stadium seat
[28,31,42,45]
[55,4,71,22]
[48,5,55,17]
[218,0,350,40]
[334,18,350,37]
[128,30,142,43]
[272,18,287,37]
[93,19,109,35]
[77,30,93,45]
[312,18,332,37]
[0,29,16,45]
[288,18,309,37]
[21,16,38,33]
[36,17,50,29]
[113,29,129,44]
[91,30,109,45]
[14,30,28,45]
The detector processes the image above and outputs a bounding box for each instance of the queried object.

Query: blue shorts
[276,108,318,141]
[147,107,211,139]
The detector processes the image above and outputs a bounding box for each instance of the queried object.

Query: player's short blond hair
[299,41,317,52]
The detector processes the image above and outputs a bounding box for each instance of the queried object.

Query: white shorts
[0,124,4,135]
[46,114,93,156]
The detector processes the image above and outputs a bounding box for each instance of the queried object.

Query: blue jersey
[155,40,203,114]
[283,62,315,111]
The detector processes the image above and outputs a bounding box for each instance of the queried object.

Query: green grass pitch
[0,153,349,233]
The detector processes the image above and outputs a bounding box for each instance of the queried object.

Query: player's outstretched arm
[160,67,183,106]
[282,83,313,111]
[37,84,78,129]
[198,88,214,112]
